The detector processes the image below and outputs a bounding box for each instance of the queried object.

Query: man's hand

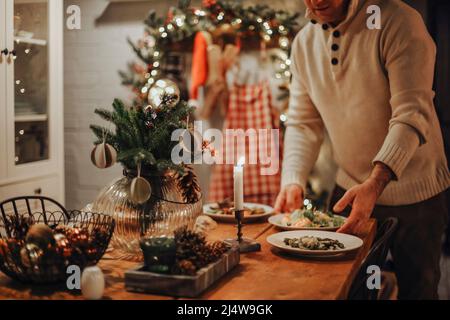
[274,184,304,213]
[335,163,394,235]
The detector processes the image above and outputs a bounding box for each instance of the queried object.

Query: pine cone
[173,259,197,276]
[174,227,205,259]
[174,226,208,269]
[207,241,229,261]
[175,165,201,203]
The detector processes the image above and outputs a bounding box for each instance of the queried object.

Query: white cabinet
[0,0,64,204]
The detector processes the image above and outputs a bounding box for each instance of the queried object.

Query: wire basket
[0,210,115,284]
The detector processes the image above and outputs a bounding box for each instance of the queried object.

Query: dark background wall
[406,0,450,246]
[428,0,450,248]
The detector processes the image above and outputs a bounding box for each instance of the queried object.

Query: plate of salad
[267,230,363,256]
[268,208,347,231]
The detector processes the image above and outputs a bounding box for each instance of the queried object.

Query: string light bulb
[195,9,206,16]
[279,36,289,48]
[175,15,185,27]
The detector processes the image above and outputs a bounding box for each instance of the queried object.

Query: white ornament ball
[81,266,105,300]
[148,79,180,109]
[91,142,117,169]
[130,176,152,204]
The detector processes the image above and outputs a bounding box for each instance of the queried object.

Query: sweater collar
[305,0,367,29]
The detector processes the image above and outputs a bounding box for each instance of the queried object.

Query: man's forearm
[367,162,395,197]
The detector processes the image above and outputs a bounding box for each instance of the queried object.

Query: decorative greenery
[90,98,193,175]
[120,0,300,106]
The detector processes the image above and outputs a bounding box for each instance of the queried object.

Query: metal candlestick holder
[225,210,261,253]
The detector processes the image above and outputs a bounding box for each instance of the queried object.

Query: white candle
[81,266,105,300]
[234,157,245,211]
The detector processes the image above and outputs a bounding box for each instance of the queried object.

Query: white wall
[64,0,171,209]
[64,0,305,210]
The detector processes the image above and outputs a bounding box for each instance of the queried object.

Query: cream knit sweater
[282,0,450,205]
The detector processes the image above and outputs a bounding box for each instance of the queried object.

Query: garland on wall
[120,0,300,107]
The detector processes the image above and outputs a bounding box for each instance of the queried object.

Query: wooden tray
[124,246,240,297]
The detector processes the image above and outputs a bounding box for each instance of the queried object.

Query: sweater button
[331,44,339,51]
[333,30,341,38]
[322,24,329,30]
[331,58,339,65]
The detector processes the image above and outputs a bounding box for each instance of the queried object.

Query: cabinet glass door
[13,0,49,165]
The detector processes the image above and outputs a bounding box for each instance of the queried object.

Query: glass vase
[91,170,202,261]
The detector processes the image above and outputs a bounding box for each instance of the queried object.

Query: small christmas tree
[90,95,201,203]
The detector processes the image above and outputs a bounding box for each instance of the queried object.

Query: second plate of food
[203,201,274,223]
[267,230,363,256]
[269,209,347,231]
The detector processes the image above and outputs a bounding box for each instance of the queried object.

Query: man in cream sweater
[275,0,450,299]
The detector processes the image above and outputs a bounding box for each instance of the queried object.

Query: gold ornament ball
[148,79,180,109]
[26,223,56,249]
[20,243,44,268]
[130,176,152,204]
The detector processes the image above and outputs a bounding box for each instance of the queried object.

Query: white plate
[268,214,347,231]
[267,230,363,256]
[203,202,274,223]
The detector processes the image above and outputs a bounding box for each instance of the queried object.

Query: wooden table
[0,220,376,300]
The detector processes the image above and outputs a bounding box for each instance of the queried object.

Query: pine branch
[90,125,115,143]
[127,37,151,65]
[94,108,114,122]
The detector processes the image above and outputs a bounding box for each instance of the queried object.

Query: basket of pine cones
[0,210,115,284]
[125,226,240,297]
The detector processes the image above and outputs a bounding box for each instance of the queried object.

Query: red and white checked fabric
[208,81,282,206]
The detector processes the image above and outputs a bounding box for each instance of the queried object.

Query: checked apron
[208,80,282,206]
